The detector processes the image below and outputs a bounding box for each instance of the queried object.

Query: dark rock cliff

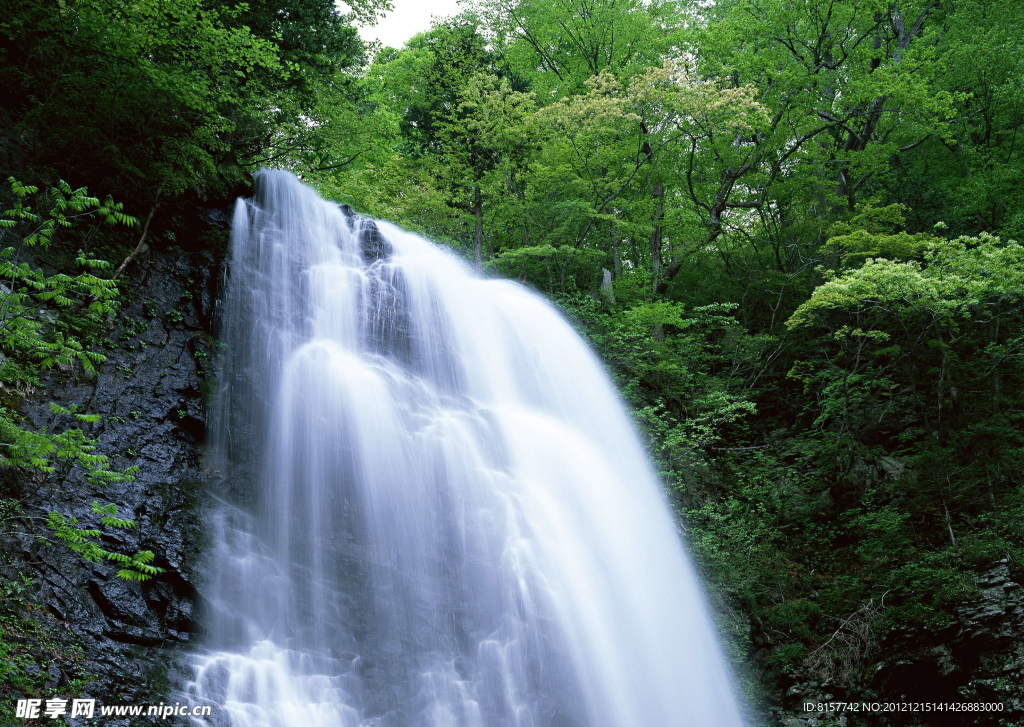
[773,560,1024,726]
[0,204,232,724]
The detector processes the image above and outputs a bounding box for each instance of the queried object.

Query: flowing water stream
[184,170,744,727]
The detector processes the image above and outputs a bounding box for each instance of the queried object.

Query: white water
[184,170,744,727]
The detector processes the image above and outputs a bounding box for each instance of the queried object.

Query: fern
[0,179,149,582]
[47,503,164,582]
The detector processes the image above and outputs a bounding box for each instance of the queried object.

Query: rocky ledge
[775,560,1024,726]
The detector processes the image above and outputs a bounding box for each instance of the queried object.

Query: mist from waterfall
[183,170,745,727]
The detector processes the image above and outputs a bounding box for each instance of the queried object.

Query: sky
[358,0,464,49]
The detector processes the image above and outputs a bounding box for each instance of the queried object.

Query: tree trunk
[933,319,948,430]
[651,179,664,293]
[657,162,751,295]
[992,316,1000,416]
[112,184,164,280]
[473,184,483,273]
[610,218,620,279]
[640,122,665,293]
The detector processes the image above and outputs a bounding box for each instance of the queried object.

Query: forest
[1,0,1024,722]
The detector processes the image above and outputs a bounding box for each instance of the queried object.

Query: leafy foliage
[0,0,388,207]
[0,178,126,373]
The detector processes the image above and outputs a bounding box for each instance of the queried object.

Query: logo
[16,698,94,719]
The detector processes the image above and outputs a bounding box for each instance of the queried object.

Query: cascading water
[185,170,744,727]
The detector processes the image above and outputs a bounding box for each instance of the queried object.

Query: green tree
[0,0,388,208]
[475,0,683,95]
[788,230,1024,517]
[881,0,1024,236]
[651,0,957,306]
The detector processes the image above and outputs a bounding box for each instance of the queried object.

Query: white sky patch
[353,0,463,49]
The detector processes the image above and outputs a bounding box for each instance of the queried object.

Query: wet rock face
[337,203,393,263]
[0,227,229,720]
[358,220,393,263]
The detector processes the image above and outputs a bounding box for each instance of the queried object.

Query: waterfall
[184,170,744,727]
